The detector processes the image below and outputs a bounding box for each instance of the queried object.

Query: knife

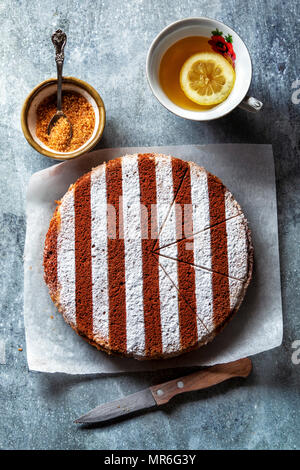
[75,357,252,425]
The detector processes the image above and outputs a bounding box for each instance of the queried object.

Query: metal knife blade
[74,388,156,424]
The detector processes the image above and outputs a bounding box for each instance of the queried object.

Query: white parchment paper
[24,144,282,374]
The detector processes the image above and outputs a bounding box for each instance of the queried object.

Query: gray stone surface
[0,0,299,450]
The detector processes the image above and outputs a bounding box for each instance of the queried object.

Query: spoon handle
[51,29,67,112]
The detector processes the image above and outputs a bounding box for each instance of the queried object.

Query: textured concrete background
[0,0,299,450]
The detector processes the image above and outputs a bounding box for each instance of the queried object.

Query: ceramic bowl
[21,77,106,160]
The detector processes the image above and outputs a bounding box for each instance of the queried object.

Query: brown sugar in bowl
[21,77,106,160]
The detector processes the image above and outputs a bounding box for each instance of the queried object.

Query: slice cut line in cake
[156,255,248,340]
[154,215,250,282]
[43,153,253,360]
[153,159,242,251]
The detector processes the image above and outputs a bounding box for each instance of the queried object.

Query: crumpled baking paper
[24,144,282,374]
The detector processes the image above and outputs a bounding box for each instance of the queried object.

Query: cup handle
[238,96,263,113]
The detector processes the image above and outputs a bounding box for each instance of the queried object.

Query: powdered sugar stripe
[57,188,76,327]
[122,155,145,356]
[158,262,181,355]
[155,155,177,247]
[155,156,181,353]
[193,266,214,335]
[91,164,109,341]
[226,216,249,281]
[228,277,245,310]
[225,190,242,219]
[156,162,181,352]
[190,163,211,235]
[192,227,212,271]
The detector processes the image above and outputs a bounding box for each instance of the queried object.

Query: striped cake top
[44,153,253,360]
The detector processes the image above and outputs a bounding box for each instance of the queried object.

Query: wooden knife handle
[150,357,252,406]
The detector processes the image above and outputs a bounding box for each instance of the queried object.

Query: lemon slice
[180,52,235,106]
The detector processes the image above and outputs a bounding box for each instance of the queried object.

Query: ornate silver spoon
[47,29,73,140]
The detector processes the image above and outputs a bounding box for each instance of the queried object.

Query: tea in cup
[147,17,262,121]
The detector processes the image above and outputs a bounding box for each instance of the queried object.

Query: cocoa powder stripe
[172,159,198,349]
[74,174,93,338]
[138,154,162,356]
[207,174,231,328]
[44,206,59,295]
[106,159,127,354]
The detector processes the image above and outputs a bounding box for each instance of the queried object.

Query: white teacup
[146,17,262,121]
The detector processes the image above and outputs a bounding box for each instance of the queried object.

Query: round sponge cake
[43,153,253,360]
